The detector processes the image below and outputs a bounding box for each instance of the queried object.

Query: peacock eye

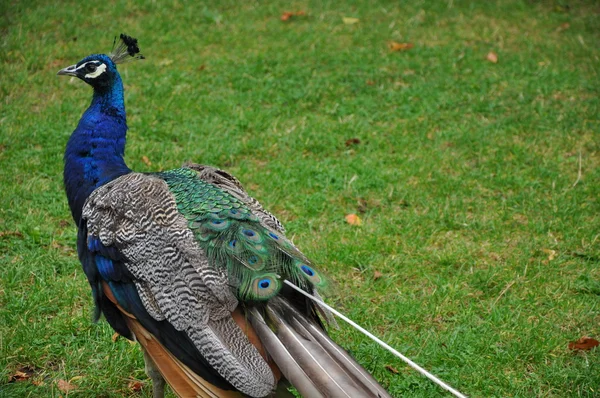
[86,63,98,72]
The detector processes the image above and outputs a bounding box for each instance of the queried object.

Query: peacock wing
[82,172,275,397]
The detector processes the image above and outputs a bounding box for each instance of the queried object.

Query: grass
[1,0,599,396]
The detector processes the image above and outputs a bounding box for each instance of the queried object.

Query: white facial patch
[75,61,99,72]
[84,63,107,79]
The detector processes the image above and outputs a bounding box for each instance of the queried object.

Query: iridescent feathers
[159,167,327,301]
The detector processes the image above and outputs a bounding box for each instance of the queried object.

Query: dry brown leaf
[141,156,152,167]
[385,364,399,374]
[556,22,570,32]
[345,213,362,226]
[57,379,77,393]
[373,271,383,281]
[111,332,120,343]
[486,51,498,63]
[128,380,144,392]
[342,17,359,25]
[8,366,34,383]
[569,337,600,351]
[281,11,306,21]
[388,41,414,52]
[345,138,361,147]
[0,231,24,239]
[542,248,557,261]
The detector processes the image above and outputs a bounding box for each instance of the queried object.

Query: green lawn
[1,1,599,397]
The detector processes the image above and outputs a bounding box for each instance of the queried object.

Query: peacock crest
[110,33,145,64]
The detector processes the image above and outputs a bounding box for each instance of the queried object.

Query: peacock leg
[142,347,166,398]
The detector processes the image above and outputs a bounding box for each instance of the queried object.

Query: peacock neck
[64,74,131,224]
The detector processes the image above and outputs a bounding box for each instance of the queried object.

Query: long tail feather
[276,299,388,396]
[248,307,326,397]
[248,298,393,398]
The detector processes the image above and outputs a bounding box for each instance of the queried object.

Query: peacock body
[59,34,392,398]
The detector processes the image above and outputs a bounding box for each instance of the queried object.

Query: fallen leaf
[128,380,144,392]
[556,22,570,32]
[542,248,557,261]
[281,11,306,21]
[373,271,383,281]
[111,332,120,343]
[342,17,359,25]
[141,156,152,166]
[8,366,34,383]
[486,51,498,63]
[345,214,362,226]
[385,364,399,374]
[345,138,361,147]
[569,337,599,351]
[0,231,24,239]
[388,41,414,52]
[57,379,77,393]
[365,80,375,86]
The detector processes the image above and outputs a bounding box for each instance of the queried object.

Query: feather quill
[283,280,468,398]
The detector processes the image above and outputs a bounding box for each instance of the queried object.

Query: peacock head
[57,34,144,90]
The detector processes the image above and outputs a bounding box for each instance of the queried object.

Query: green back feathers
[159,167,326,302]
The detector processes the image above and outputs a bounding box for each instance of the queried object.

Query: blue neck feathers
[64,74,131,224]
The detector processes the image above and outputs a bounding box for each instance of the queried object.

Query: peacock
[58,34,394,398]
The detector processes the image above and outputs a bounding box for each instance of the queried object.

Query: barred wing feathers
[83,171,275,397]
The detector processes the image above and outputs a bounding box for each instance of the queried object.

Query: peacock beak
[57,64,78,77]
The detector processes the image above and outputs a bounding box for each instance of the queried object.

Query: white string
[283,279,468,398]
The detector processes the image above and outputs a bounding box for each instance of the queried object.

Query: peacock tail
[158,167,326,302]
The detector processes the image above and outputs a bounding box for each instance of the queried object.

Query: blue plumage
[62,54,130,223]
